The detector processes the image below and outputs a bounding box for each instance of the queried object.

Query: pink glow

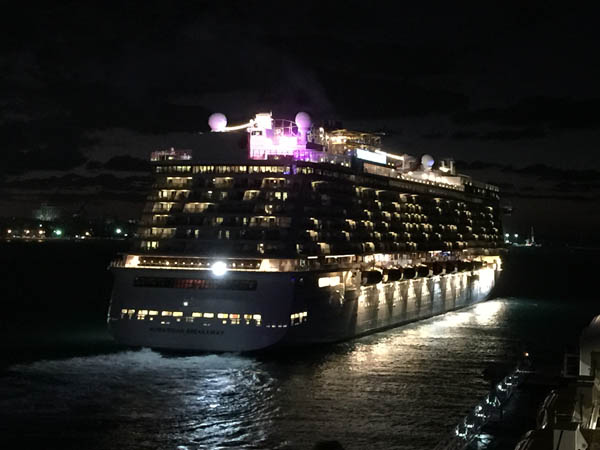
[249,134,303,160]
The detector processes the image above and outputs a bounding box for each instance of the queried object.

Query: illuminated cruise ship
[108,112,504,352]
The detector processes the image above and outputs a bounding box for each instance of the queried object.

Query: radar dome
[208,113,227,132]
[421,154,435,169]
[295,112,312,129]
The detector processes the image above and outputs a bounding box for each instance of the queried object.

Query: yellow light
[318,276,341,288]
[125,255,140,267]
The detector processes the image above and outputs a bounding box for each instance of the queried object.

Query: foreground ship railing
[435,358,532,450]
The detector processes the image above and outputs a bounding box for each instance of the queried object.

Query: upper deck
[136,113,503,258]
[151,112,498,200]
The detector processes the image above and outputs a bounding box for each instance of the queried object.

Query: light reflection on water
[0,298,585,450]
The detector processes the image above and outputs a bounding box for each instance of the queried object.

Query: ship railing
[292,149,352,167]
[151,149,192,161]
[434,357,532,450]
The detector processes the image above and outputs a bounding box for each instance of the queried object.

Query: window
[318,276,341,288]
[134,277,258,291]
[184,202,214,213]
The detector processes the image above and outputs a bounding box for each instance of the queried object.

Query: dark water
[0,242,598,449]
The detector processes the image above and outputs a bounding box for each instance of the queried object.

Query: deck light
[115,228,122,235]
[211,261,227,276]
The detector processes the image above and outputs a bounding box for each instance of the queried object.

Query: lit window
[253,314,261,320]
[217,313,228,319]
[230,314,240,319]
[149,310,159,316]
[121,308,128,314]
[173,312,183,317]
[204,313,214,318]
[127,309,136,314]
[161,311,172,316]
[192,312,203,318]
[318,276,341,288]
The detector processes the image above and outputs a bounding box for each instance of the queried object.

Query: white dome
[295,111,312,129]
[208,113,227,132]
[421,154,435,169]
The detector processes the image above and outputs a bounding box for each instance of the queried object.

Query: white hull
[108,267,499,352]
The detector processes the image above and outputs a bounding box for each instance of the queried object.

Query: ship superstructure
[108,112,503,351]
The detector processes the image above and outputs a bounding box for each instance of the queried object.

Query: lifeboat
[361,270,383,286]
[445,261,457,273]
[417,264,431,277]
[431,262,445,276]
[402,266,417,279]
[458,260,473,272]
[385,268,403,282]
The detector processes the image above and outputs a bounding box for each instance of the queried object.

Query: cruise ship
[108,112,504,352]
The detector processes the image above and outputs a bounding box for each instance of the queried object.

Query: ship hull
[108,266,500,352]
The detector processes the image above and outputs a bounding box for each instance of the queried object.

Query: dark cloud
[456,160,504,170]
[515,164,600,182]
[2,174,151,191]
[421,131,445,139]
[0,118,91,175]
[479,128,547,141]
[451,131,479,140]
[103,156,151,172]
[454,97,600,131]
[86,156,150,172]
[503,192,598,203]
[459,161,600,184]
[552,181,600,194]
[447,128,546,141]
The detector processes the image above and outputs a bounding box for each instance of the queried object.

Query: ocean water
[0,242,597,450]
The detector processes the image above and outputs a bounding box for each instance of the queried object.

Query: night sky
[2,3,599,244]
